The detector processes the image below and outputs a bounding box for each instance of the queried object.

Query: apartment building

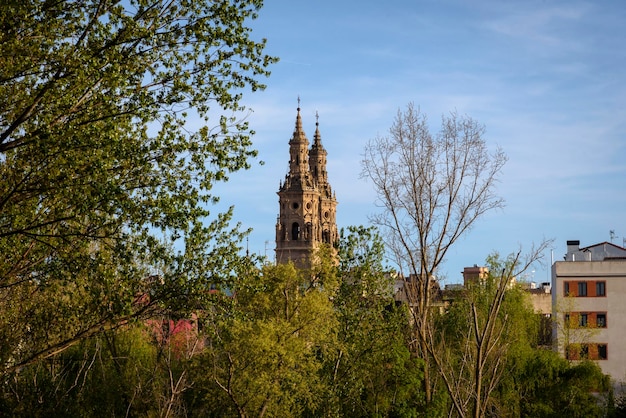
[552,240,626,386]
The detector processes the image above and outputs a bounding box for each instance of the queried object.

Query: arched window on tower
[322,230,330,244]
[292,222,300,241]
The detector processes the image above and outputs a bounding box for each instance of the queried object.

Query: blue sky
[211,0,626,284]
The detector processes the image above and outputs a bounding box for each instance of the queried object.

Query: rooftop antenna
[610,230,616,243]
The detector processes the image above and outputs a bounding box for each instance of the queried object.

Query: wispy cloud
[481,3,589,48]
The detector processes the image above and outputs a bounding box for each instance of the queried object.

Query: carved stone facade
[275,106,338,266]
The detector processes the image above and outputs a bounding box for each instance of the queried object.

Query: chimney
[565,240,581,261]
[567,240,580,253]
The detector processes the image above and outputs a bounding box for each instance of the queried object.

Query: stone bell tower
[275,103,338,267]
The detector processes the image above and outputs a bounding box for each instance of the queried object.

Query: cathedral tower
[276,104,338,266]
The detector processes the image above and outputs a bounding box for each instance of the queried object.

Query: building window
[291,222,300,241]
[564,281,607,297]
[564,313,571,327]
[580,344,589,359]
[596,281,606,296]
[596,313,607,328]
[578,281,587,297]
[579,313,588,327]
[566,343,608,361]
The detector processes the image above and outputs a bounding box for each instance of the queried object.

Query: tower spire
[288,98,309,177]
[276,102,338,268]
[309,110,327,185]
[294,98,304,136]
[313,111,322,146]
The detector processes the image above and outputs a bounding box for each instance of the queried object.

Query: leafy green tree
[516,351,610,418]
[323,226,424,417]
[486,252,611,418]
[190,259,338,418]
[2,326,179,417]
[0,0,276,379]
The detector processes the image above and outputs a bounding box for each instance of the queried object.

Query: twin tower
[275,105,338,266]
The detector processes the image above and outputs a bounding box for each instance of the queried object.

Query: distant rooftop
[564,240,626,262]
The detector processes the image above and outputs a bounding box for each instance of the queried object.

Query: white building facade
[552,240,626,386]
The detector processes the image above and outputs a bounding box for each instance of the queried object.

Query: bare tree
[361,103,507,404]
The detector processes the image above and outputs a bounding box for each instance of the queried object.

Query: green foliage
[0,0,276,378]
[187,234,425,417]
[2,326,181,417]
[482,253,612,417]
[516,351,610,418]
[433,251,612,417]
[1,221,613,416]
[338,226,387,273]
[323,226,425,417]
[190,261,338,417]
